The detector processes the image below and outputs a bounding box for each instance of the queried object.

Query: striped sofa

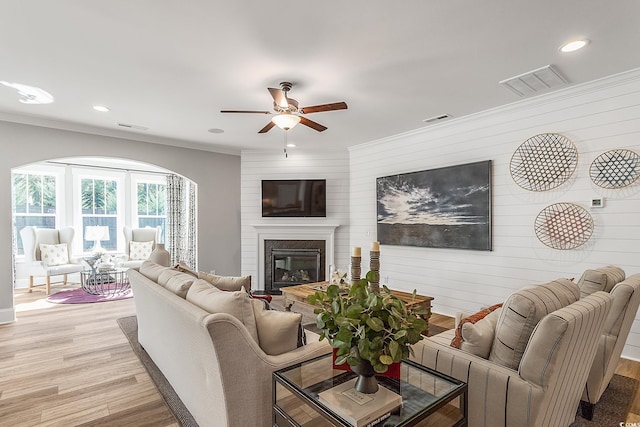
[411,279,613,427]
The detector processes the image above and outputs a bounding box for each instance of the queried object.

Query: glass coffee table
[80,268,130,297]
[273,353,467,427]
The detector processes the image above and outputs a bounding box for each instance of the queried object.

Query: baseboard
[0,307,16,324]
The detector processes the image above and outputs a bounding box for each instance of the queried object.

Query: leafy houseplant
[309,271,429,375]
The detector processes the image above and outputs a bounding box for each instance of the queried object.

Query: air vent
[499,65,567,97]
[117,122,149,131]
[422,113,452,124]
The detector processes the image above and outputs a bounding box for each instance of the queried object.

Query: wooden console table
[281,282,433,324]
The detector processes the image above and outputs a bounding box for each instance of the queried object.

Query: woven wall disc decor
[589,149,640,189]
[510,133,578,191]
[534,203,594,250]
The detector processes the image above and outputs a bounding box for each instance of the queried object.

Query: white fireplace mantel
[252,223,340,290]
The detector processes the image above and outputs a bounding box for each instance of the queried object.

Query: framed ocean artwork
[376,160,492,251]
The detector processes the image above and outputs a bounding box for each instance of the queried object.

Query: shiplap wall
[240,150,350,288]
[349,69,640,360]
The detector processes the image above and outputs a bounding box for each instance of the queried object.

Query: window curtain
[166,174,197,269]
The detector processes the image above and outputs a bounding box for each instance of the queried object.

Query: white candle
[371,241,380,252]
[352,246,361,257]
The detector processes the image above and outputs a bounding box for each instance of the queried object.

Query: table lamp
[85,225,110,253]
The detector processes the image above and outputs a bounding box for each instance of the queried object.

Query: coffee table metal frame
[273,353,467,427]
[80,268,130,297]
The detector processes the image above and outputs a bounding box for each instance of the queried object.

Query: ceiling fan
[220,81,348,133]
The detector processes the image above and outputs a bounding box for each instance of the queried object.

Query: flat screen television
[262,179,326,217]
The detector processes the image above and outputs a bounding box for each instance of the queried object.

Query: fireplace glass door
[272,249,321,291]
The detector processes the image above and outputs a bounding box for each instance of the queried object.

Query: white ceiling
[2,1,639,155]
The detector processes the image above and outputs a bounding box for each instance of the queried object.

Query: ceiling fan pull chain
[283,132,288,158]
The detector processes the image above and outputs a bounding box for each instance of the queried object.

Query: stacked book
[318,379,402,427]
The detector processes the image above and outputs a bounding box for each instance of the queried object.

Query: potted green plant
[308,271,429,393]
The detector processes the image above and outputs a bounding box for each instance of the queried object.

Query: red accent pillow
[450,303,503,349]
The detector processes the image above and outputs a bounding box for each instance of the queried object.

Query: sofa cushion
[251,299,301,355]
[158,269,196,298]
[139,260,167,282]
[489,278,579,370]
[577,270,608,297]
[186,280,258,342]
[39,243,69,266]
[198,271,251,292]
[460,308,502,358]
[451,303,502,349]
[130,240,153,260]
[577,266,625,297]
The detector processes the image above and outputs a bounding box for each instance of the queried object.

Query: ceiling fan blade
[258,121,276,133]
[300,102,348,114]
[268,87,289,109]
[220,110,271,114]
[299,116,327,132]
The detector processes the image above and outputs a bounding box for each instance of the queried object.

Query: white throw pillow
[139,260,167,282]
[158,269,195,298]
[198,271,251,292]
[460,308,501,358]
[186,280,258,342]
[130,241,153,260]
[251,299,301,355]
[39,243,69,266]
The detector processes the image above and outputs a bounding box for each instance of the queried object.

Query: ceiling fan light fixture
[271,113,301,130]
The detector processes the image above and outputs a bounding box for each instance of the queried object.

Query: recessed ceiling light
[93,105,110,112]
[560,39,590,53]
[208,128,224,134]
[286,143,296,148]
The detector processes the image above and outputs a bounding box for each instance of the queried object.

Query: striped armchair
[411,281,613,427]
[577,268,640,419]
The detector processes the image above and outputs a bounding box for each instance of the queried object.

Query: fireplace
[252,223,338,292]
[265,240,326,293]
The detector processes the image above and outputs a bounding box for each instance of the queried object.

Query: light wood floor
[2,290,639,426]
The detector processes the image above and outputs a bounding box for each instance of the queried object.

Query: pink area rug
[46,287,133,304]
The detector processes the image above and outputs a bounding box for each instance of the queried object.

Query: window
[12,161,166,258]
[12,171,58,254]
[80,177,119,252]
[136,181,167,243]
[130,173,167,244]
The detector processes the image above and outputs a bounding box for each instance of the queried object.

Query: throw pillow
[460,308,502,358]
[186,279,258,342]
[158,269,195,298]
[451,303,502,349]
[173,261,198,277]
[139,260,167,282]
[489,278,579,370]
[39,243,69,266]
[198,271,252,292]
[129,241,153,261]
[251,299,302,355]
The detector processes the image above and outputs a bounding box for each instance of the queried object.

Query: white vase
[149,243,171,266]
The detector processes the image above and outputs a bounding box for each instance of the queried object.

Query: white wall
[349,69,640,360]
[1,121,241,323]
[240,150,350,289]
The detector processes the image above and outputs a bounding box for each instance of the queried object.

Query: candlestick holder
[350,256,361,285]
[369,250,380,293]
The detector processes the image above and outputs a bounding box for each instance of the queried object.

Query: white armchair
[122,226,161,268]
[20,226,85,294]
